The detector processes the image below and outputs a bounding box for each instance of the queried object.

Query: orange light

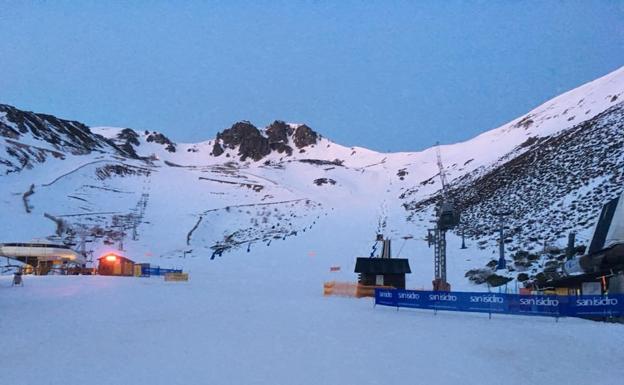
[105,255,117,262]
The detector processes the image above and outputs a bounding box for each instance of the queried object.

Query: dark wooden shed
[354,257,411,289]
[97,254,135,276]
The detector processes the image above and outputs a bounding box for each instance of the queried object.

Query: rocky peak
[266,120,294,144]
[266,120,295,156]
[117,128,140,146]
[292,124,318,148]
[215,121,270,161]
[211,120,320,161]
[146,131,176,152]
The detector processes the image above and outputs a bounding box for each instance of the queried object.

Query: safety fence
[375,288,624,319]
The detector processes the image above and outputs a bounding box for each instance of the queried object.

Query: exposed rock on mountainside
[115,129,141,158]
[292,124,318,148]
[211,141,225,157]
[117,128,140,146]
[95,164,152,180]
[0,104,136,173]
[403,102,624,252]
[215,121,271,161]
[313,178,336,186]
[0,104,102,153]
[146,132,176,153]
[266,120,294,155]
[212,121,320,161]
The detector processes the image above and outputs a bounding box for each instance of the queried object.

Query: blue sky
[0,1,622,152]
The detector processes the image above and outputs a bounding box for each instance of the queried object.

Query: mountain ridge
[1,66,623,289]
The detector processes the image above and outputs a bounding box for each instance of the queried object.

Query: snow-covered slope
[1,66,623,290]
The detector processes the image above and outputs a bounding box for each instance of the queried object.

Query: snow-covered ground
[2,238,623,385]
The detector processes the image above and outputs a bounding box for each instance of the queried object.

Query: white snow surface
[2,239,624,385]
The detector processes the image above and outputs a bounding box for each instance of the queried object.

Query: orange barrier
[323,281,357,297]
[355,284,393,298]
[164,272,189,282]
[323,281,394,298]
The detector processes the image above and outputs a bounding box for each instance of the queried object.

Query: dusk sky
[1,1,623,152]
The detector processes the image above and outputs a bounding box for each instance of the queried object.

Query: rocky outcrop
[211,141,224,156]
[293,124,318,148]
[313,178,336,186]
[266,120,293,144]
[214,122,271,161]
[211,121,320,162]
[0,104,138,173]
[146,131,176,152]
[113,128,141,158]
[117,128,140,146]
[266,120,294,155]
[0,104,106,154]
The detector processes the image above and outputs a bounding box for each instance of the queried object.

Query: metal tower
[431,143,460,291]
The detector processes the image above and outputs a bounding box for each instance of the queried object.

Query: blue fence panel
[395,290,423,308]
[375,289,397,306]
[426,292,461,311]
[507,295,562,317]
[565,295,624,317]
[375,289,624,319]
[141,266,183,276]
[461,292,508,314]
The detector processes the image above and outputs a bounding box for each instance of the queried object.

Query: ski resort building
[0,242,85,275]
[97,254,135,276]
[546,192,624,295]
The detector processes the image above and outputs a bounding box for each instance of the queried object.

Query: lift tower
[431,144,460,291]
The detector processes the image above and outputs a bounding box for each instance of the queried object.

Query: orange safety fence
[323,281,395,298]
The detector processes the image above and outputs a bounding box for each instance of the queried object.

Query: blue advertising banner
[375,289,397,306]
[140,265,183,277]
[565,296,623,317]
[507,295,562,317]
[461,292,508,314]
[375,289,624,319]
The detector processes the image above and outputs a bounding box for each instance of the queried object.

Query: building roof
[588,193,624,255]
[354,257,411,274]
[97,255,134,263]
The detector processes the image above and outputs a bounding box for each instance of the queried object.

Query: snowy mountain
[1,66,623,290]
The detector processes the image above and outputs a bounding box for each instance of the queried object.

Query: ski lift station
[0,242,85,275]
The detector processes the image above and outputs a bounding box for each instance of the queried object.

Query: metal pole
[440,229,447,282]
[460,227,467,249]
[496,216,506,270]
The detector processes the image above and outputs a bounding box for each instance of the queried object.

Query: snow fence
[375,289,624,319]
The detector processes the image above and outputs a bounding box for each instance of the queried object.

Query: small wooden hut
[354,257,411,289]
[97,254,135,276]
[354,237,411,289]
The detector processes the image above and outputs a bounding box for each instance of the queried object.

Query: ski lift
[437,201,460,231]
